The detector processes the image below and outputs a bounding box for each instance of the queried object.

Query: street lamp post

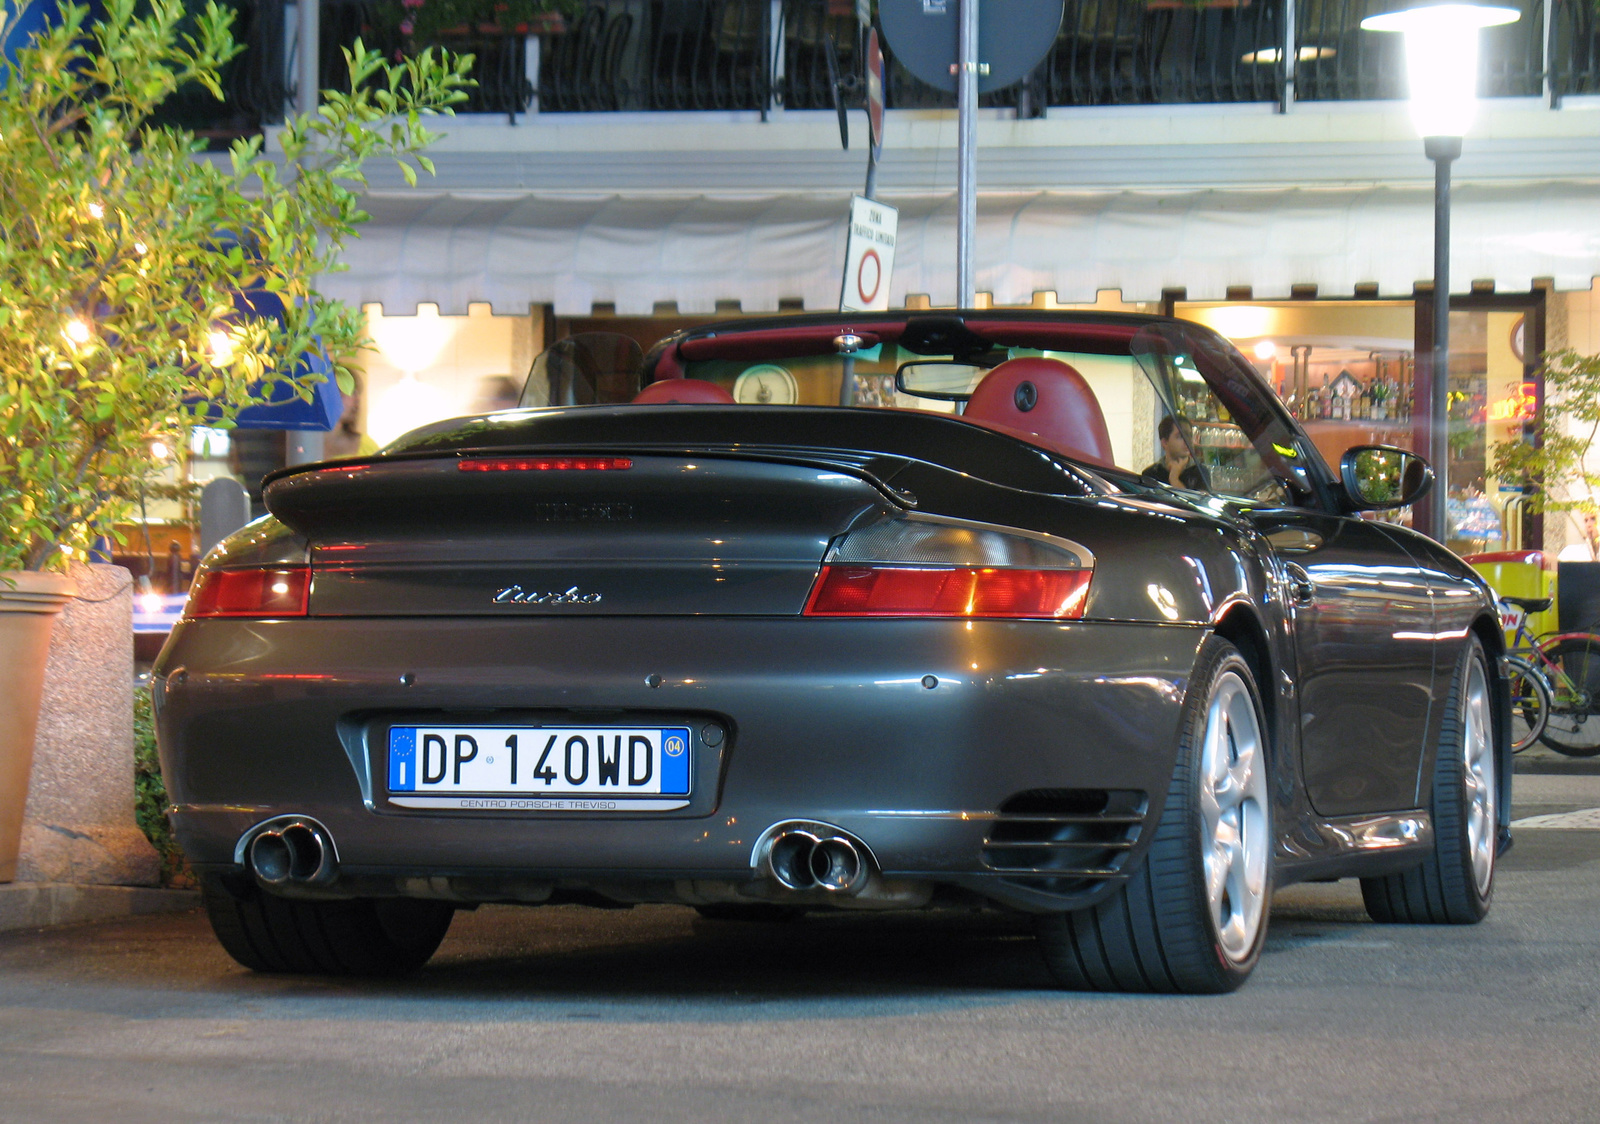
[1362,2,1518,543]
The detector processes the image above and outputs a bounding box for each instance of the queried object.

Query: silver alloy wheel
[1462,656,1496,897]
[1198,670,1269,963]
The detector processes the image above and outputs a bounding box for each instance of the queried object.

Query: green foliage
[134,682,188,886]
[1491,348,1600,516]
[1352,447,1402,506]
[0,0,472,572]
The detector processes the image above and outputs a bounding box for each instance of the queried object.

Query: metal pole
[1280,0,1296,114]
[864,148,878,202]
[286,0,324,466]
[956,0,978,308]
[1424,134,1460,543]
[767,0,785,121]
[1542,0,1555,107]
[296,0,318,118]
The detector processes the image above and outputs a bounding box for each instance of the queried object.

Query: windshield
[518,316,1314,505]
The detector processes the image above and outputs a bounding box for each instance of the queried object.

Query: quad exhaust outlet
[243,817,337,887]
[757,821,874,895]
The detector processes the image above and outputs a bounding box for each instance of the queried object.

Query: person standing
[1559,509,1600,562]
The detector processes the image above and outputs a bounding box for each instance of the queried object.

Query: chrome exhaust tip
[767,830,822,891]
[810,836,866,893]
[754,821,877,896]
[242,817,336,887]
[247,830,294,885]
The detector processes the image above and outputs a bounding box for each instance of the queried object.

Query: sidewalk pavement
[1513,741,1600,775]
[0,883,198,934]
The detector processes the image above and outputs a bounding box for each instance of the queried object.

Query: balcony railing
[152,0,1600,140]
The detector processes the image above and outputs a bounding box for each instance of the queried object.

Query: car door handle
[1284,563,1315,606]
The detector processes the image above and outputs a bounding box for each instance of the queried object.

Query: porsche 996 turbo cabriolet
[154,311,1508,993]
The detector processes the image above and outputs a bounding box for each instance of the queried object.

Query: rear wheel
[1504,655,1550,752]
[1036,637,1271,993]
[1361,637,1495,924]
[1537,638,1600,757]
[202,878,455,976]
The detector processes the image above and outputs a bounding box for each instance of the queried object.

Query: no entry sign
[839,196,898,313]
[867,28,885,165]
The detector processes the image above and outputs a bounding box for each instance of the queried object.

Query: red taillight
[185,566,310,618]
[804,566,1091,619]
[458,456,633,472]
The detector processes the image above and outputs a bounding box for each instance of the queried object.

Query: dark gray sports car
[154,310,1509,993]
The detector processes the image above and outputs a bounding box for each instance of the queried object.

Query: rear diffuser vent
[982,788,1147,897]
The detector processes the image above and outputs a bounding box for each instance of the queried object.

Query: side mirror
[1340,445,1433,510]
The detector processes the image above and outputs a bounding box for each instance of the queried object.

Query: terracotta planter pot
[0,571,76,883]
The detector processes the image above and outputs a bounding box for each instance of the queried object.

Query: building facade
[183,0,1600,551]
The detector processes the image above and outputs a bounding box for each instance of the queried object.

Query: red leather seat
[632,378,736,405]
[961,357,1115,468]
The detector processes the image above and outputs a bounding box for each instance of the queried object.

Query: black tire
[1504,655,1550,752]
[1536,638,1600,757]
[1361,637,1496,924]
[202,878,455,976]
[1036,637,1272,994]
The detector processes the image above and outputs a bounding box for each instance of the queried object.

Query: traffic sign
[867,28,885,165]
[878,0,1064,94]
[840,196,898,313]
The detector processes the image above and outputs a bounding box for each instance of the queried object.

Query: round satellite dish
[733,364,799,405]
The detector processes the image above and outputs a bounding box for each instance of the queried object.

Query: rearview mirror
[894,361,987,401]
[1340,445,1433,510]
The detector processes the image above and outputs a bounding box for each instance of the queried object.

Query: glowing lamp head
[149,440,170,461]
[63,318,91,345]
[1253,340,1278,362]
[1361,3,1520,138]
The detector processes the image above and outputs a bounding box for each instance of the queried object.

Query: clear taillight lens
[185,566,310,618]
[803,517,1093,620]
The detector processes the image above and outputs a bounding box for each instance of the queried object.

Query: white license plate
[386,725,691,811]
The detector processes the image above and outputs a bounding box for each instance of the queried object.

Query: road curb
[0,883,199,933]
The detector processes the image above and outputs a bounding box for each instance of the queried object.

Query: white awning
[324,183,1600,317]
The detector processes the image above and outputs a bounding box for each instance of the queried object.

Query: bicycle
[1496,594,1600,756]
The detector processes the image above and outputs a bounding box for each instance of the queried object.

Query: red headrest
[632,378,736,405]
[961,357,1115,468]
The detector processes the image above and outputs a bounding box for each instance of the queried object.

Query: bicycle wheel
[1503,656,1550,752]
[1537,638,1600,756]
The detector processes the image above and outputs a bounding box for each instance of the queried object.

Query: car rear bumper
[156,616,1205,912]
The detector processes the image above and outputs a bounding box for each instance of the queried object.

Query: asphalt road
[1,784,1597,1123]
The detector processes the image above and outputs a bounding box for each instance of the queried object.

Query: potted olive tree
[0,0,469,880]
